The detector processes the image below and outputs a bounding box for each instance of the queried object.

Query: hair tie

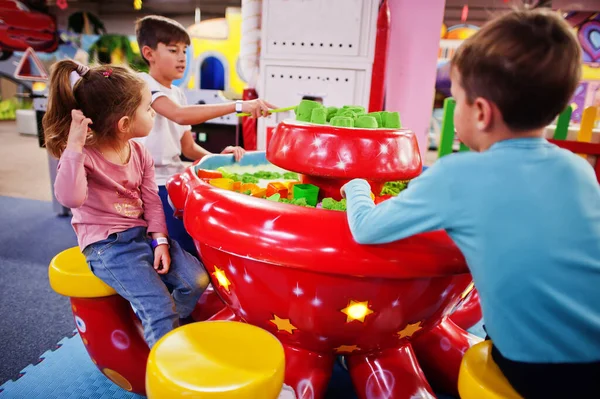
[76,63,90,77]
[102,68,113,78]
[69,71,81,89]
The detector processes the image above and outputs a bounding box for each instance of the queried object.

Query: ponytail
[42,60,90,158]
[43,61,145,158]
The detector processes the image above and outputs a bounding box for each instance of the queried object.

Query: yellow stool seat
[49,247,116,298]
[146,321,285,399]
[458,340,523,399]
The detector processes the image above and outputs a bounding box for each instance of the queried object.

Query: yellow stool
[49,247,150,395]
[49,247,116,298]
[146,321,285,399]
[458,340,523,399]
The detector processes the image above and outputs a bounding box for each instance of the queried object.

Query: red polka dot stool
[49,247,150,395]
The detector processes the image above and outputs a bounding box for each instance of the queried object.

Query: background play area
[0,0,599,398]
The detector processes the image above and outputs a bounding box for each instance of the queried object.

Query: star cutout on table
[269,314,298,334]
[334,344,360,353]
[397,321,422,339]
[212,266,231,293]
[341,300,374,323]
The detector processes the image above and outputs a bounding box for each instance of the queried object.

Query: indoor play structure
[47,98,600,399]
[164,119,481,399]
[50,116,483,399]
[182,6,245,96]
[40,2,600,399]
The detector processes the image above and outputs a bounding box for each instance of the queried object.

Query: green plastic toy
[382,111,402,128]
[343,106,365,115]
[296,100,323,122]
[293,184,320,207]
[326,106,339,122]
[355,115,378,128]
[367,112,382,127]
[337,110,357,119]
[311,107,327,124]
[330,116,354,128]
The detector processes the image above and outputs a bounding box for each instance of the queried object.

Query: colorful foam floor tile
[0,331,142,399]
[0,320,485,398]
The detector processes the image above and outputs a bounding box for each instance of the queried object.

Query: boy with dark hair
[135,15,274,255]
[343,9,600,398]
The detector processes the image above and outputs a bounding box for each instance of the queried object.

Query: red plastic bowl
[267,120,423,199]
[168,168,470,355]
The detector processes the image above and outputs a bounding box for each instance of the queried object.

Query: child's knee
[195,269,210,292]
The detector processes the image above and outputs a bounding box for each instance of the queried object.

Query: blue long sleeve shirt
[344,137,600,363]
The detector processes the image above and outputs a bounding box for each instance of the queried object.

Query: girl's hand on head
[153,245,171,274]
[221,146,245,162]
[66,109,92,152]
[242,99,276,118]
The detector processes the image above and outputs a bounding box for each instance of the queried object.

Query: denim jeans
[83,226,209,347]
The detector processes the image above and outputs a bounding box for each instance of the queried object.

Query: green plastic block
[293,184,320,207]
[367,112,382,127]
[330,116,354,128]
[296,100,323,122]
[382,111,401,128]
[337,110,357,119]
[344,106,365,115]
[355,115,378,128]
[326,106,339,122]
[311,107,327,124]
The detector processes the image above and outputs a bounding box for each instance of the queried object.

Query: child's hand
[221,146,245,162]
[242,99,276,118]
[67,109,92,152]
[153,245,171,274]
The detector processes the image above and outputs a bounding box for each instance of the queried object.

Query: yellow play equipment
[49,247,116,298]
[50,247,287,398]
[146,321,286,399]
[185,7,245,96]
[458,340,523,399]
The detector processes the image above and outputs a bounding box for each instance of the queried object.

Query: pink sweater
[55,140,168,250]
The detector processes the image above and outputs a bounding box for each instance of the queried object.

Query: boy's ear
[141,45,154,63]
[474,97,494,132]
[117,115,131,134]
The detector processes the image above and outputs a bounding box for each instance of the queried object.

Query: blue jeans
[158,186,198,258]
[83,226,209,347]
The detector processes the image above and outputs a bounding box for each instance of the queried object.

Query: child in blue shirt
[343,9,600,399]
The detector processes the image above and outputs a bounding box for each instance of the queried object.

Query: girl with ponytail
[43,60,208,348]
